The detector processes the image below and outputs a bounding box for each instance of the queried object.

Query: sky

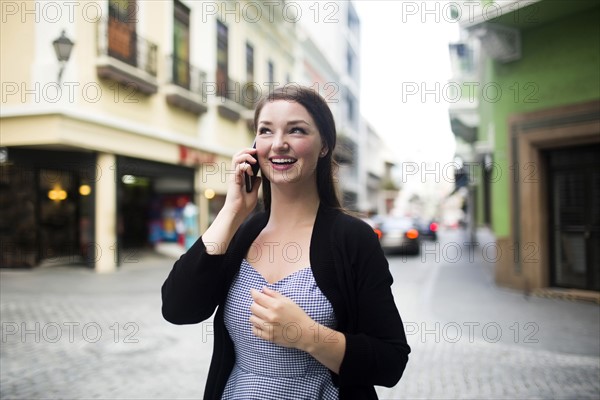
[353,1,460,165]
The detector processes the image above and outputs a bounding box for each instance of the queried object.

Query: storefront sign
[179,145,215,166]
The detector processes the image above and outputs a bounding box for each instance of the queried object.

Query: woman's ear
[319,147,329,158]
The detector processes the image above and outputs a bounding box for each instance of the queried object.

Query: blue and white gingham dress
[222,259,339,400]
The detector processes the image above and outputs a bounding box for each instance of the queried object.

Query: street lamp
[53,30,75,84]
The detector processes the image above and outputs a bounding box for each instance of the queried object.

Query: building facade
[359,120,399,216]
[451,0,600,294]
[0,0,295,272]
[297,0,362,210]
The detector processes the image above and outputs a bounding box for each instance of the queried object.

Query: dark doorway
[120,175,152,248]
[38,169,79,261]
[547,144,600,291]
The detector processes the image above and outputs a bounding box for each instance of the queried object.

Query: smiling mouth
[270,158,298,165]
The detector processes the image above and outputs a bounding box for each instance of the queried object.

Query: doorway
[547,144,600,291]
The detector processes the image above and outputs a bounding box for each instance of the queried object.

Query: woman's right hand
[222,146,262,220]
[201,145,261,254]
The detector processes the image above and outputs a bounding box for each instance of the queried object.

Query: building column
[195,167,208,235]
[95,153,117,273]
[199,187,209,235]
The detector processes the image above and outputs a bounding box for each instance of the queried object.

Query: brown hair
[253,85,341,211]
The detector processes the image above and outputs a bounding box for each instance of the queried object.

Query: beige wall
[1,0,297,158]
[1,113,181,164]
[1,8,35,105]
[71,5,200,140]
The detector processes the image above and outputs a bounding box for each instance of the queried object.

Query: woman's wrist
[220,204,249,224]
[300,323,342,354]
[300,323,346,374]
[202,207,246,254]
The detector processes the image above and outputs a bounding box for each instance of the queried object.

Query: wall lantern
[53,30,75,84]
[79,184,92,196]
[48,186,68,201]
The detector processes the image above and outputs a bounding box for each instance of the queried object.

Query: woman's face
[255,100,327,188]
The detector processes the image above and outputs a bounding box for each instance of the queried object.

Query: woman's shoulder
[324,210,386,269]
[230,210,269,248]
[328,210,380,242]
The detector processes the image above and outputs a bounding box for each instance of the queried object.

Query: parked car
[413,218,439,241]
[373,216,421,255]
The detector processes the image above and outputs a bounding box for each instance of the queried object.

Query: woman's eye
[290,127,306,134]
[258,127,271,134]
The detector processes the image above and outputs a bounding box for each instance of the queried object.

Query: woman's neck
[267,183,320,230]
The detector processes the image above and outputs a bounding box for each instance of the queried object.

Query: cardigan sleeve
[336,217,411,388]
[161,236,229,325]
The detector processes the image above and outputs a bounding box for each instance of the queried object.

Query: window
[216,20,228,96]
[267,60,275,91]
[347,4,360,35]
[346,91,355,122]
[173,0,191,89]
[347,46,356,77]
[108,0,137,65]
[246,42,254,83]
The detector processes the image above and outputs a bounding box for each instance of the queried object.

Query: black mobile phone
[244,141,260,193]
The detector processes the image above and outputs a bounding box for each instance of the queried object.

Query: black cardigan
[162,205,410,399]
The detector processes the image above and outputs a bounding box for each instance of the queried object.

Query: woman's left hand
[249,286,346,373]
[249,287,315,351]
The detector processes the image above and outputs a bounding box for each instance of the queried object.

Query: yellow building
[0,0,296,272]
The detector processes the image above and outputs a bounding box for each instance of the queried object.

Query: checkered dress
[222,259,339,399]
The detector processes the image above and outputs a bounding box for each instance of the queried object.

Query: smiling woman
[161,85,411,400]
[252,87,340,213]
[255,101,322,184]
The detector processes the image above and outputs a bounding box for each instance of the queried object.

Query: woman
[161,85,410,399]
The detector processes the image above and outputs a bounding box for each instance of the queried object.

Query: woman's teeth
[271,159,296,164]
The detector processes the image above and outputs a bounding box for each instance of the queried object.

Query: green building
[450,0,599,295]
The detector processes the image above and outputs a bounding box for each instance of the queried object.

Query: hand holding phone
[244,141,260,193]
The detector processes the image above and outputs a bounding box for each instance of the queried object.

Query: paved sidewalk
[377,229,600,399]
[1,232,599,399]
[1,253,210,400]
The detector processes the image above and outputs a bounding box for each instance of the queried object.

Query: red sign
[179,145,215,166]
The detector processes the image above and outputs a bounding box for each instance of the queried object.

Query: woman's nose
[272,133,289,151]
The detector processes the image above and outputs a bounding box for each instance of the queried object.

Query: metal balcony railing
[216,78,241,105]
[166,55,207,98]
[96,18,158,78]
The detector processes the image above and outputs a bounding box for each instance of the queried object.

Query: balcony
[96,18,158,95]
[164,56,208,116]
[216,79,258,122]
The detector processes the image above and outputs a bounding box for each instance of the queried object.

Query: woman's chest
[246,231,312,285]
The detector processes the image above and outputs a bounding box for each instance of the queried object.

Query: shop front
[0,149,198,269]
[0,147,97,268]
[116,155,195,260]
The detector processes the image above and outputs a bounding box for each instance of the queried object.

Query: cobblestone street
[1,230,599,399]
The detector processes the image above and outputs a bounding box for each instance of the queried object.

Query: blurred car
[413,218,439,241]
[373,216,420,255]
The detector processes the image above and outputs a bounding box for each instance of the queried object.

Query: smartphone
[244,141,260,193]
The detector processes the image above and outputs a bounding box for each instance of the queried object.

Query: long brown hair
[253,85,341,211]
